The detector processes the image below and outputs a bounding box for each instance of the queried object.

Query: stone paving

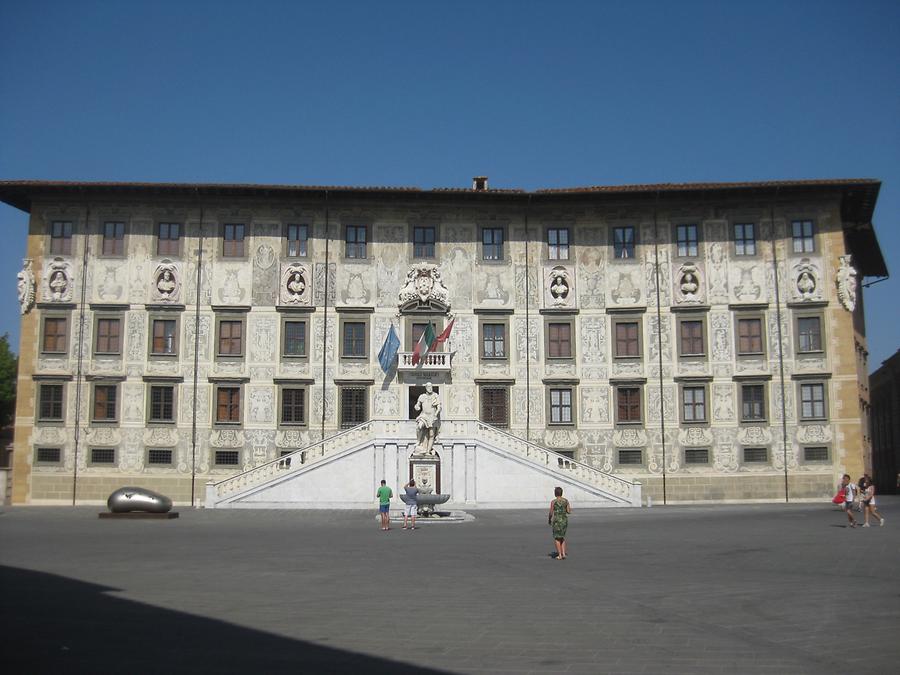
[1,498,898,674]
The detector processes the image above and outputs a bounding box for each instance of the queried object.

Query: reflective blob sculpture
[107,487,173,514]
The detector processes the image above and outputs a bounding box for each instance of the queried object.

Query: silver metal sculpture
[107,487,173,513]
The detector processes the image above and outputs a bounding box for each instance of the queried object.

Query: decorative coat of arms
[17,258,35,314]
[45,257,73,302]
[151,260,181,303]
[398,263,450,311]
[280,263,311,305]
[836,255,857,312]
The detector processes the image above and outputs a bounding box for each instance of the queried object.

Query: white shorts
[404,504,418,517]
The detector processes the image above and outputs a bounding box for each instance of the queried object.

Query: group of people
[837,473,885,528]
[376,480,573,557]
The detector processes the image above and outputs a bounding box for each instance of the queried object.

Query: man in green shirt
[376,480,393,531]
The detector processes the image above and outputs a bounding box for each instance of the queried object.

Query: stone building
[870,348,900,494]
[0,177,887,507]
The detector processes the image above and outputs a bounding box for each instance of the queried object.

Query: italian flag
[412,319,455,366]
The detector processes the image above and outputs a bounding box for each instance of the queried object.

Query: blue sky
[1,0,898,368]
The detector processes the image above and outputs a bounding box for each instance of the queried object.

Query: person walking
[839,474,859,528]
[548,486,571,559]
[403,479,419,530]
[861,477,885,527]
[376,480,393,531]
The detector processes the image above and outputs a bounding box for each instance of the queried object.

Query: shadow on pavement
[1,565,448,674]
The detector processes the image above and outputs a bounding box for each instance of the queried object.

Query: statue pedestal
[409,450,443,515]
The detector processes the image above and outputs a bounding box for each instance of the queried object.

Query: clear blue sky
[1,0,898,368]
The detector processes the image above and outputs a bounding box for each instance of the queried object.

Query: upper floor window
[549,387,573,425]
[283,320,307,357]
[800,383,826,420]
[682,385,707,423]
[741,384,766,422]
[223,223,245,258]
[613,226,635,259]
[151,319,178,356]
[413,226,436,259]
[42,317,68,354]
[102,222,125,256]
[286,224,308,257]
[339,386,368,429]
[50,221,73,255]
[342,322,367,358]
[548,228,569,260]
[734,223,756,256]
[792,220,815,253]
[614,321,640,358]
[216,386,242,425]
[157,222,181,256]
[480,386,509,428]
[482,227,504,261]
[482,323,506,359]
[39,384,65,422]
[547,323,572,359]
[737,317,764,355]
[616,386,642,424]
[218,320,244,357]
[149,385,176,423]
[281,387,307,426]
[797,316,822,353]
[679,320,704,357]
[345,225,367,259]
[95,318,122,355]
[92,384,118,423]
[676,224,699,257]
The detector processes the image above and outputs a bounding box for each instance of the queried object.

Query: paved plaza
[1,499,898,674]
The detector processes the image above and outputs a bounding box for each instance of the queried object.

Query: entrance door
[408,385,439,420]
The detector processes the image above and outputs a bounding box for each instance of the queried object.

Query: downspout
[321,190,330,439]
[72,200,91,505]
[190,195,204,507]
[524,195,532,442]
[769,187,790,502]
[652,191,667,504]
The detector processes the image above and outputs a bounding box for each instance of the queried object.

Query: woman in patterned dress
[549,486,571,560]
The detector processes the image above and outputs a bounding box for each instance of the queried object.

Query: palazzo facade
[0,178,887,505]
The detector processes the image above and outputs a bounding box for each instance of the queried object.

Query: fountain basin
[400,494,450,507]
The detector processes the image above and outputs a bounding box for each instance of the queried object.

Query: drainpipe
[652,191,667,505]
[321,190,330,439]
[190,195,204,507]
[524,195,532,442]
[72,200,91,505]
[769,188,790,502]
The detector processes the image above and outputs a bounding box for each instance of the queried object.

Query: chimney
[472,176,488,191]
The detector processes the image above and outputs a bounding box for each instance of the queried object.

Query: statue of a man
[414,382,441,455]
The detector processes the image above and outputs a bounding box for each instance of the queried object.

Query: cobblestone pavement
[2,498,898,674]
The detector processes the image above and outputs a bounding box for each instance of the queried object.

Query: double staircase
[205,419,641,509]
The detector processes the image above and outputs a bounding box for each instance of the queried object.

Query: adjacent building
[871,348,900,494]
[0,177,887,506]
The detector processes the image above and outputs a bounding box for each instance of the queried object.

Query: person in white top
[861,477,885,527]
[839,474,859,528]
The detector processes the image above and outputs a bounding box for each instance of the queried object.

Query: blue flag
[378,323,400,373]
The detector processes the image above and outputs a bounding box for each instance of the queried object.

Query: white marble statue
[414,382,441,455]
[17,258,35,314]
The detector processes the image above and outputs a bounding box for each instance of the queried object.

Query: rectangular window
[482,227,504,261]
[617,387,642,423]
[682,386,707,423]
[684,448,709,464]
[679,320,704,356]
[615,322,640,358]
[149,385,175,423]
[214,450,240,466]
[216,387,242,424]
[413,225,436,258]
[345,225,367,259]
[547,323,572,359]
[157,222,181,256]
[797,317,822,353]
[676,224,699,257]
[36,447,62,464]
[223,223,246,258]
[617,449,643,465]
[101,221,125,256]
[342,322,366,358]
[800,383,826,420]
[613,226,635,259]
[737,318,763,355]
[286,224,308,257]
[281,388,307,425]
[95,318,121,355]
[39,384,64,421]
[741,384,766,422]
[482,324,506,359]
[218,320,243,357]
[90,447,116,464]
[548,228,569,260]
[792,220,815,253]
[42,317,68,353]
[283,321,307,357]
[549,388,573,425]
[734,223,756,256]
[92,384,117,422]
[50,220,73,255]
[340,386,368,429]
[743,447,768,463]
[147,448,174,465]
[151,319,178,355]
[480,386,509,428]
[804,446,829,462]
